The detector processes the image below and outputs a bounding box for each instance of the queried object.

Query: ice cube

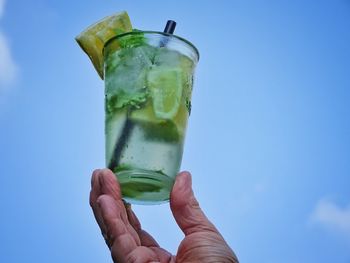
[105,45,157,111]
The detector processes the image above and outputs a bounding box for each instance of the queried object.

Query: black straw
[163,20,177,34]
[109,114,134,169]
[160,20,176,47]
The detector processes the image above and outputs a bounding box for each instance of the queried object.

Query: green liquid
[104,33,196,204]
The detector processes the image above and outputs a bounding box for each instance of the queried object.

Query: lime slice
[130,102,185,142]
[75,11,132,79]
[147,67,183,120]
[130,102,159,123]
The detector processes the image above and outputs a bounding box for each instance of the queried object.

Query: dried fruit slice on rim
[75,11,132,79]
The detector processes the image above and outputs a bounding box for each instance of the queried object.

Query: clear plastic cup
[103,31,199,204]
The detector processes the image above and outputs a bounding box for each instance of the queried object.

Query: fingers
[89,169,107,235]
[125,203,174,262]
[90,168,121,214]
[90,168,122,202]
[98,195,159,263]
[170,172,219,236]
[97,195,137,255]
[90,169,140,246]
[90,169,172,262]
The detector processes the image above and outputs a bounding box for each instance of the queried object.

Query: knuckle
[97,193,109,202]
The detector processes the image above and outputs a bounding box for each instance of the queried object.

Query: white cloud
[0,0,18,90]
[310,199,350,237]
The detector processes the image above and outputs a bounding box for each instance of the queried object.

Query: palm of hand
[90,169,238,263]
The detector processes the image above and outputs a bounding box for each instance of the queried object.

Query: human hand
[90,169,238,263]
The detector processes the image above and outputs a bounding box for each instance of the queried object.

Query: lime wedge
[130,102,159,123]
[147,67,183,120]
[75,11,132,79]
[130,102,185,142]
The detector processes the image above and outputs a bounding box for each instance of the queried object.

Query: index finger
[98,195,159,262]
[89,169,124,242]
[90,169,122,205]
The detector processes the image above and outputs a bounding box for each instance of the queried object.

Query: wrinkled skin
[90,169,239,263]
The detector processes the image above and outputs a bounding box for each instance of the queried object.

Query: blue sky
[1,0,350,262]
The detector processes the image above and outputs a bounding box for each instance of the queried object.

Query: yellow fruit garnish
[75,11,132,79]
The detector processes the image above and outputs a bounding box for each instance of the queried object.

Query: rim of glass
[104,31,200,61]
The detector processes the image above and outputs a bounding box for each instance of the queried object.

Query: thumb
[170,172,218,236]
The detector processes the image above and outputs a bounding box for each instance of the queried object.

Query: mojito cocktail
[76,12,199,204]
[104,32,198,203]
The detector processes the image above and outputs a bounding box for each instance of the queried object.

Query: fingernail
[96,196,106,210]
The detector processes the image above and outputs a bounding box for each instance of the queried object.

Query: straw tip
[164,20,177,34]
